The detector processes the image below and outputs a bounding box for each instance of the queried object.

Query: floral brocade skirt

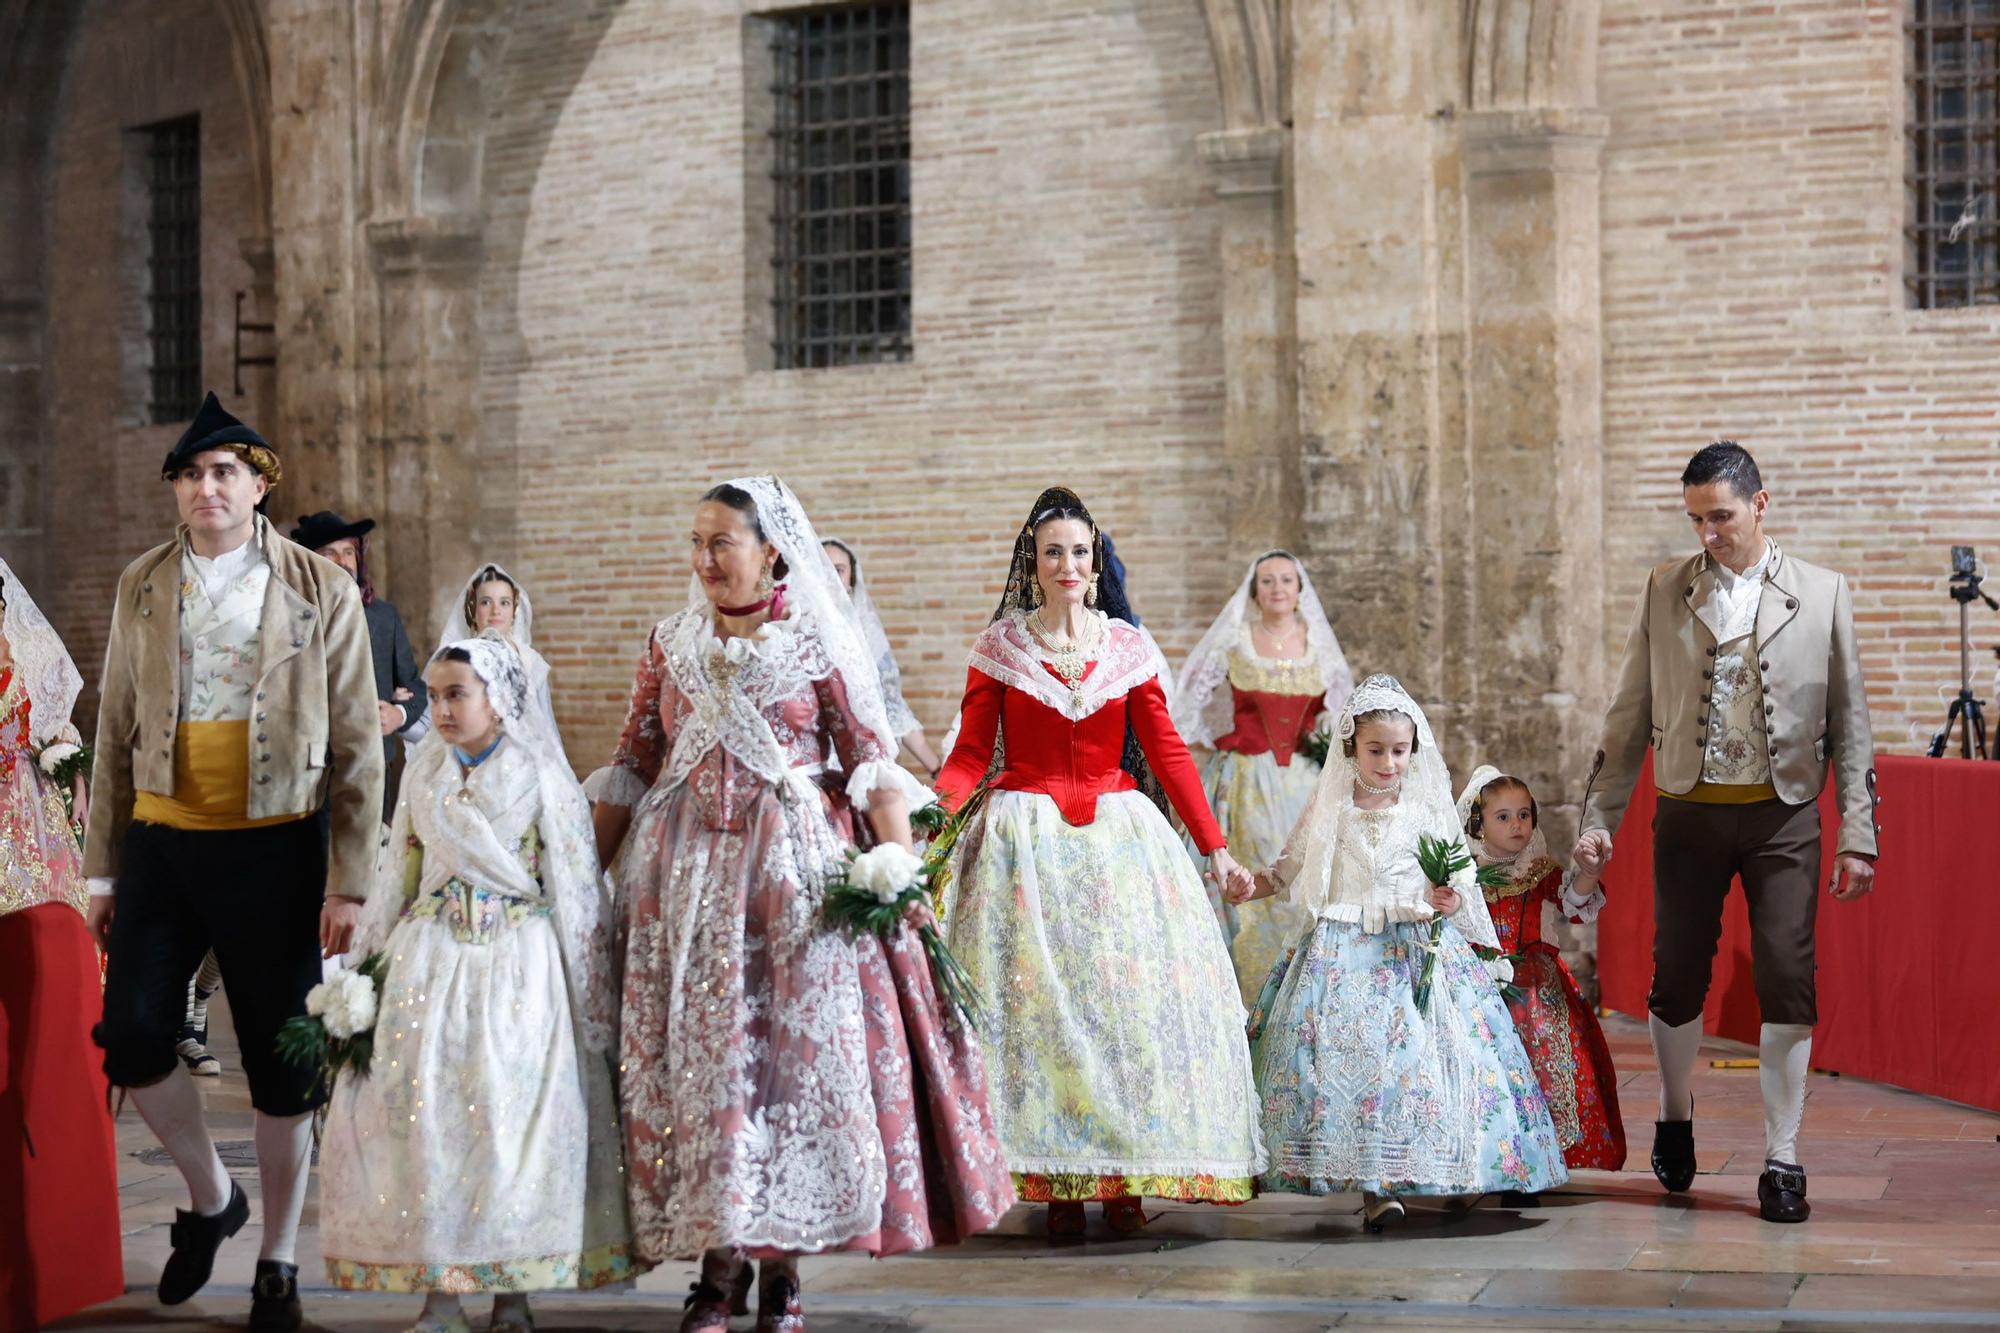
[615,780,1013,1263]
[0,758,86,917]
[1506,940,1627,1171]
[941,789,1266,1203]
[1191,748,1321,1008]
[1248,918,1568,1198]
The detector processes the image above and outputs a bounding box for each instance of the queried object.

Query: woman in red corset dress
[1457,766,1627,1188]
[934,488,1266,1239]
[0,562,123,1327]
[1173,551,1354,1006]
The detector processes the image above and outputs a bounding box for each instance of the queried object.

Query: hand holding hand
[1223,870,1274,905]
[393,687,414,703]
[1426,882,1462,916]
[377,699,404,737]
[1573,829,1614,876]
[1830,853,1875,902]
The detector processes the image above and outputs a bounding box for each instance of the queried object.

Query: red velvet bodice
[936,663,1226,854]
[1214,685,1326,767]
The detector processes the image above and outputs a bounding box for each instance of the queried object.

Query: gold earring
[1028,578,1043,609]
[1085,575,1099,607]
[756,567,774,596]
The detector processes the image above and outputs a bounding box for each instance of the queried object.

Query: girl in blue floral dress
[1226,675,1566,1231]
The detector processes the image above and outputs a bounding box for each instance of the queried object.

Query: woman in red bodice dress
[1458,767,1627,1182]
[1173,551,1354,1005]
[934,487,1266,1239]
[0,561,124,1327]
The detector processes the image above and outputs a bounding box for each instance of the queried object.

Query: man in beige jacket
[1575,441,1878,1225]
[83,392,381,1329]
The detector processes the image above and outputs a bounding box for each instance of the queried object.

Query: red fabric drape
[0,903,125,1327]
[1598,753,2000,1112]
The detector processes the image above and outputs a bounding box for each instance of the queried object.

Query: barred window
[144,115,202,421]
[767,3,912,369]
[1907,2,2000,307]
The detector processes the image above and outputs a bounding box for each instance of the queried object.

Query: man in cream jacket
[1576,441,1878,1225]
[84,393,381,1329]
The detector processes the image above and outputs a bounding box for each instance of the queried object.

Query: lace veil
[692,477,902,758]
[359,632,614,1053]
[0,558,84,748]
[1172,550,1354,749]
[1273,674,1467,919]
[822,536,919,738]
[1455,763,1552,870]
[435,562,537,654]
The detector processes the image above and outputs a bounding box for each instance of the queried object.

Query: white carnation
[38,742,80,775]
[849,843,925,905]
[305,969,378,1040]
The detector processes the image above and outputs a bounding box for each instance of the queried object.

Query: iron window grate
[145,115,202,422]
[1906,1,2000,307]
[768,3,912,369]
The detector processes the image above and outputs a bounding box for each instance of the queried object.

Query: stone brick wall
[476,0,1236,766]
[36,0,265,695]
[1599,0,2000,754]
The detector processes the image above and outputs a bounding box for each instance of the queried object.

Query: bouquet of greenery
[1297,731,1331,768]
[1411,834,1515,1014]
[275,952,388,1110]
[824,789,990,1032]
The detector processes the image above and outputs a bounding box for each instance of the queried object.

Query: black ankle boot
[1758,1161,1810,1223]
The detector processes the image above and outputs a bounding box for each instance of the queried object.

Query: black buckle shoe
[158,1181,249,1305]
[1758,1161,1810,1223]
[1650,1104,1697,1193]
[249,1260,302,1332]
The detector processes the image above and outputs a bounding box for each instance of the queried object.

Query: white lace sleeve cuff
[582,765,648,808]
[1561,879,1606,924]
[88,877,115,898]
[845,759,934,811]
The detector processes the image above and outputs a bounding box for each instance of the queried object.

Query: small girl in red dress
[1458,767,1627,1185]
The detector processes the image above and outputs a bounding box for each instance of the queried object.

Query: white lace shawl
[1172,551,1353,749]
[0,558,83,749]
[358,634,615,1053]
[967,610,1169,722]
[1268,675,1504,959]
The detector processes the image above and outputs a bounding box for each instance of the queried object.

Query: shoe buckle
[1770,1167,1806,1193]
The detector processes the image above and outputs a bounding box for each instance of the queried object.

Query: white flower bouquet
[275,953,388,1104]
[823,791,991,1032]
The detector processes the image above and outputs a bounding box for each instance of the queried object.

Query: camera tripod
[1929,569,1997,760]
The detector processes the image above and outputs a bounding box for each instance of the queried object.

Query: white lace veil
[1172,550,1354,749]
[1455,764,1551,870]
[435,562,536,654]
[0,558,84,748]
[823,536,919,738]
[1273,674,1467,918]
[361,632,614,1053]
[689,477,902,756]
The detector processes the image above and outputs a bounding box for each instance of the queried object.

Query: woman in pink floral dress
[588,476,1012,1333]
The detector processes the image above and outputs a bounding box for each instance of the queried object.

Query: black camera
[1953,545,1978,579]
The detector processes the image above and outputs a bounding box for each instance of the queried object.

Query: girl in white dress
[319,634,635,1332]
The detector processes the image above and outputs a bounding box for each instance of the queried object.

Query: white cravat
[1700,540,1773,645]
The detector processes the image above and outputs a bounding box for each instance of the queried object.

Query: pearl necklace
[1354,771,1402,797]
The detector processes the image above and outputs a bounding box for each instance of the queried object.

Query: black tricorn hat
[160,391,277,478]
[289,510,377,551]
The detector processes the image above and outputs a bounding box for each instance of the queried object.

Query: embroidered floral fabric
[940,788,1267,1199]
[606,606,1009,1262]
[0,672,87,918]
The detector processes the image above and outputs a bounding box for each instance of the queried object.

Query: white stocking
[1759,1022,1812,1166]
[1649,1011,1704,1121]
[254,1111,313,1263]
[127,1065,232,1215]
